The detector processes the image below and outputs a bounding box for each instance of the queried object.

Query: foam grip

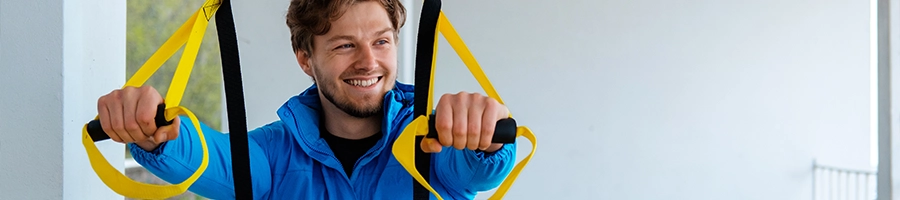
[87,104,172,142]
[425,113,517,144]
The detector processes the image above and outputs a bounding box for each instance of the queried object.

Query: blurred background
[1,0,893,199]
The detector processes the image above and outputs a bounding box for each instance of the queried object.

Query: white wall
[231,0,420,129]
[422,0,872,199]
[230,0,312,129]
[0,0,125,199]
[227,0,873,199]
[2,0,873,199]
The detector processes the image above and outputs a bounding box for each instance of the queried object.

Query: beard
[314,67,389,118]
[321,86,382,118]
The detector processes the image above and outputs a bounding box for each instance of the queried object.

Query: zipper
[305,132,359,199]
[348,94,414,189]
[284,107,357,198]
[348,101,400,183]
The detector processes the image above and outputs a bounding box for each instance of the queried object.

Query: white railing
[813,162,876,200]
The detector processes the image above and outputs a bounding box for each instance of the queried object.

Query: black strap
[214,0,254,199]
[413,0,441,199]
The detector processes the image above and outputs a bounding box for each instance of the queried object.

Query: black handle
[86,104,173,142]
[425,113,517,144]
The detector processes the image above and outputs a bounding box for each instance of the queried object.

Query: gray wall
[423,0,872,199]
[0,0,65,198]
[0,0,125,199]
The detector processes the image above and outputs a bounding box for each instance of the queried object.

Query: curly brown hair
[286,0,406,55]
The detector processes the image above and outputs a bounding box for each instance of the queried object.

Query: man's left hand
[421,92,509,153]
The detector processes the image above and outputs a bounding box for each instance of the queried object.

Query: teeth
[347,77,378,87]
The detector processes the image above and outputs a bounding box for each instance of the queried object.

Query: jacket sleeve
[129,116,272,200]
[432,141,517,193]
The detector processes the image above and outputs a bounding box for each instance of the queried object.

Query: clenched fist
[96,86,180,151]
[420,92,509,153]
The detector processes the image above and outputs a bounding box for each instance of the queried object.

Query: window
[124,0,222,199]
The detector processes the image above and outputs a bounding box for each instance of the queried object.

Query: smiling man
[94,0,516,199]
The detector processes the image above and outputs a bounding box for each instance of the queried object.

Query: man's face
[299,1,398,118]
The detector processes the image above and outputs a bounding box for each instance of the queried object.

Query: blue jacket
[130,82,517,199]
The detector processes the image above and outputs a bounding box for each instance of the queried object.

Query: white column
[0,0,124,199]
[61,0,126,199]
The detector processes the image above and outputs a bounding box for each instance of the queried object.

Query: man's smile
[344,76,383,88]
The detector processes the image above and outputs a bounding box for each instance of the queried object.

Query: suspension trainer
[81,0,537,199]
[391,0,538,199]
[82,0,254,198]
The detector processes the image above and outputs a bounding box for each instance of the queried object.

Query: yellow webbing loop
[81,0,220,198]
[391,11,538,200]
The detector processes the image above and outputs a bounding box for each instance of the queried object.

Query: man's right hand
[97,86,180,151]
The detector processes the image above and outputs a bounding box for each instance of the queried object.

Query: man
[95,0,516,199]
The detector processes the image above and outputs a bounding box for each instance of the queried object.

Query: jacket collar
[276,81,416,167]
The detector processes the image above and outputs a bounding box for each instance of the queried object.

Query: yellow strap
[425,17,439,117]
[391,11,538,200]
[82,0,220,198]
[82,107,208,199]
[164,2,218,108]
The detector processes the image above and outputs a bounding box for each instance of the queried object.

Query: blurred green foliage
[126,0,223,130]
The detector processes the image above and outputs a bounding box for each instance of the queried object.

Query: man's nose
[354,45,378,70]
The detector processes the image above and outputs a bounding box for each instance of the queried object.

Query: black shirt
[320,129,383,178]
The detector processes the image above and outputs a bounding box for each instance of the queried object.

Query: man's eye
[335,44,354,50]
[376,40,388,45]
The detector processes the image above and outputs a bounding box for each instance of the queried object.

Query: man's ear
[296,50,313,77]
